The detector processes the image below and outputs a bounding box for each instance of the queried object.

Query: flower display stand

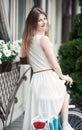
[0,62,12,73]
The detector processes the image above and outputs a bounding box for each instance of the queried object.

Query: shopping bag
[49,116,63,130]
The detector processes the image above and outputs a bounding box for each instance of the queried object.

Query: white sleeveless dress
[22,35,67,130]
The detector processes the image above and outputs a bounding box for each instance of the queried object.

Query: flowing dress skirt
[22,70,66,130]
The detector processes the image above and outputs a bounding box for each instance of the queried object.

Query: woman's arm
[40,35,73,85]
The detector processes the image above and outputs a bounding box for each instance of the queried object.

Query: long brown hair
[21,7,47,57]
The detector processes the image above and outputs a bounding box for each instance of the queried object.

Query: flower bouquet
[0,40,21,73]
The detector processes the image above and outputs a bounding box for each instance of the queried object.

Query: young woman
[21,7,74,130]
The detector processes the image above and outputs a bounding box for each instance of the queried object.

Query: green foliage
[69,0,82,40]
[58,39,82,105]
[69,14,82,40]
[58,0,82,107]
[79,0,82,12]
[79,0,82,6]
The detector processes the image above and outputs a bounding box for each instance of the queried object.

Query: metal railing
[0,62,31,130]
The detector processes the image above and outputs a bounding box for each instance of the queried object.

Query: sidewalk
[6,114,24,130]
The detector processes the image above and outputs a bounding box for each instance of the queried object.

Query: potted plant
[0,40,21,73]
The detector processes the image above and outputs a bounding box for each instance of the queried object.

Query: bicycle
[68,106,82,130]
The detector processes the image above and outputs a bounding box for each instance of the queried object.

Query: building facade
[0,0,80,43]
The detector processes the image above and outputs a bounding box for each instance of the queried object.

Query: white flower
[0,39,21,63]
[3,49,11,57]
[13,42,19,48]
[13,39,22,45]
[2,43,8,50]
[0,40,5,44]
[12,42,21,53]
[0,52,2,58]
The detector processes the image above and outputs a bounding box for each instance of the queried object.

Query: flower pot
[0,62,12,73]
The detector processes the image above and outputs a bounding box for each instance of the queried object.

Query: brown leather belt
[33,68,54,74]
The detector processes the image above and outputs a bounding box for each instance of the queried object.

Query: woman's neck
[34,31,45,36]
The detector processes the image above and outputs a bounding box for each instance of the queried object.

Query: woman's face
[36,13,48,33]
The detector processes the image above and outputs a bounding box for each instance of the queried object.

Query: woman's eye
[38,17,47,22]
[38,19,42,22]
[44,17,47,20]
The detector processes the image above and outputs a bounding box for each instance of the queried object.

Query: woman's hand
[62,75,73,86]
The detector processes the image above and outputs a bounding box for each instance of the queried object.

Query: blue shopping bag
[49,116,63,130]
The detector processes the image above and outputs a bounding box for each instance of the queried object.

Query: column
[56,0,62,44]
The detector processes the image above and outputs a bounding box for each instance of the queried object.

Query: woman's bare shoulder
[40,35,49,42]
[40,35,51,50]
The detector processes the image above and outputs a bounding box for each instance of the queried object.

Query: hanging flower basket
[0,62,12,73]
